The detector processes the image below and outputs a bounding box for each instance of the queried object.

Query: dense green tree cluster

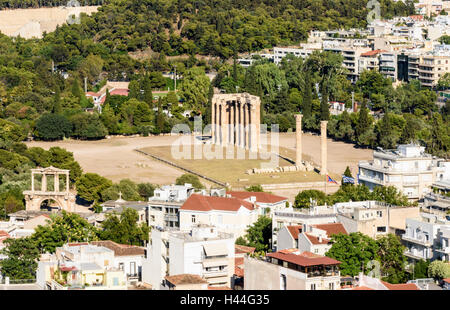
[294,183,412,209]
[236,216,272,252]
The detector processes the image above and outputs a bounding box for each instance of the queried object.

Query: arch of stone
[23,166,76,212]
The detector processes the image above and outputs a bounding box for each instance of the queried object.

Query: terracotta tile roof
[352,286,374,290]
[208,286,232,290]
[165,274,208,285]
[91,240,145,256]
[443,278,450,284]
[235,244,255,254]
[267,250,341,267]
[109,88,129,96]
[86,92,100,97]
[0,230,9,237]
[181,194,254,212]
[381,281,419,290]
[227,191,288,204]
[304,233,330,245]
[67,242,89,247]
[312,223,347,237]
[360,49,387,57]
[286,225,302,240]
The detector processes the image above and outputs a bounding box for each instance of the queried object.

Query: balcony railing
[402,235,433,247]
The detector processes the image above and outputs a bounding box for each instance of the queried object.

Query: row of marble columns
[295,114,328,175]
[211,100,258,151]
[31,172,70,193]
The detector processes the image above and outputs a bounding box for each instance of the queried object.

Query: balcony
[402,235,433,247]
[357,174,384,185]
[404,250,428,260]
[203,269,228,278]
[434,244,450,254]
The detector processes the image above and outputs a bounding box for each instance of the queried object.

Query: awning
[202,258,229,268]
[203,243,228,257]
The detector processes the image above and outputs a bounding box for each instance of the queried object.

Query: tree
[241,216,272,252]
[411,259,430,280]
[128,80,140,99]
[302,71,313,120]
[326,232,379,277]
[175,174,204,189]
[179,67,210,113]
[246,184,264,192]
[70,113,108,140]
[428,260,450,280]
[294,190,327,208]
[0,237,40,279]
[76,173,113,203]
[35,113,72,141]
[99,208,149,246]
[101,179,142,201]
[372,185,410,206]
[0,119,26,143]
[137,183,155,200]
[341,166,353,189]
[376,234,407,283]
[32,211,98,254]
[141,74,154,108]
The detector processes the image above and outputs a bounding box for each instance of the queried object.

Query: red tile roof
[109,88,129,96]
[234,257,245,277]
[235,244,256,254]
[443,278,450,284]
[165,274,208,285]
[91,240,145,256]
[267,250,341,267]
[360,49,387,57]
[181,194,255,212]
[352,286,374,290]
[381,281,419,290]
[208,286,232,290]
[86,92,100,97]
[227,191,288,204]
[286,225,302,240]
[304,233,330,245]
[312,223,347,237]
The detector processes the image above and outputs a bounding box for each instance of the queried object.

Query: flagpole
[325,174,327,195]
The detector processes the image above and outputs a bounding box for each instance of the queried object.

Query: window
[130,262,136,275]
[377,226,386,233]
[377,211,383,218]
[113,277,119,286]
[314,249,319,254]
[280,274,287,290]
[329,282,335,290]
[191,215,196,223]
[119,263,124,271]
[310,283,316,290]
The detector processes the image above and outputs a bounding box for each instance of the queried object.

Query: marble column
[66,173,70,192]
[41,173,47,192]
[54,173,59,192]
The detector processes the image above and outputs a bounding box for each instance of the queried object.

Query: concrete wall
[277,226,296,251]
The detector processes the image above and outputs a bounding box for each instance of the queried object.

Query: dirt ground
[25,133,372,201]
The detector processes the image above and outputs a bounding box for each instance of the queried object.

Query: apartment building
[226,191,288,216]
[272,208,337,250]
[402,216,450,262]
[418,53,450,87]
[358,49,385,74]
[143,225,235,289]
[244,249,341,290]
[358,144,448,200]
[179,194,258,238]
[336,200,420,238]
[424,162,450,216]
[36,242,142,290]
[379,51,398,81]
[324,42,372,83]
[278,223,347,256]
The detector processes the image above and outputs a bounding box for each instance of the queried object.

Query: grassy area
[139,144,336,188]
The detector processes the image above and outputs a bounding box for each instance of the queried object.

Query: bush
[35,113,72,141]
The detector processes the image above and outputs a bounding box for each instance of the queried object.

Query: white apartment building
[402,217,445,262]
[143,225,235,289]
[147,183,196,229]
[379,51,398,81]
[336,200,420,238]
[244,249,341,290]
[178,194,259,238]
[358,144,448,200]
[277,223,348,256]
[272,207,338,250]
[424,161,450,216]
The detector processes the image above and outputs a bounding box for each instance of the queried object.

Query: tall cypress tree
[156,97,164,133]
[356,100,370,142]
[142,74,153,109]
[71,78,82,99]
[53,87,62,114]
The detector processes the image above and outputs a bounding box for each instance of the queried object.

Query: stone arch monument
[23,166,76,212]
